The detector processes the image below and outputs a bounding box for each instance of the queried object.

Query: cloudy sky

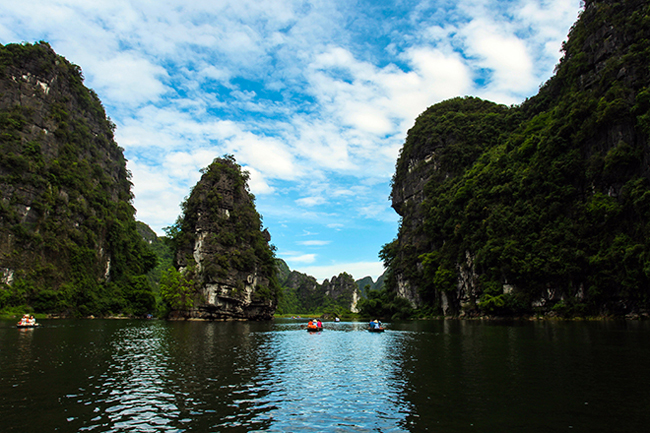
[1,0,582,282]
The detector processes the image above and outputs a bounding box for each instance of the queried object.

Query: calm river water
[1,318,649,432]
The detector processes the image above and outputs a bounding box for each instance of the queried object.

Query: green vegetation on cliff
[384,0,650,317]
[162,156,280,318]
[275,269,358,316]
[0,42,157,317]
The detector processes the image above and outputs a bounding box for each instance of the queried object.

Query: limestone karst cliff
[281,269,360,314]
[163,156,279,320]
[0,42,157,316]
[385,0,650,317]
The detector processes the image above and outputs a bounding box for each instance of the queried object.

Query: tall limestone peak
[386,0,650,317]
[165,156,279,320]
[0,42,156,316]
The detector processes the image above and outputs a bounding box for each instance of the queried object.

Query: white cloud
[244,166,275,195]
[89,52,170,106]
[128,159,186,234]
[296,196,326,207]
[283,253,317,264]
[297,240,331,246]
[230,133,299,180]
[461,18,533,94]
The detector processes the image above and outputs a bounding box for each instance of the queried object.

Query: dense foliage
[356,288,413,320]
[384,0,650,317]
[0,42,157,317]
[136,221,173,290]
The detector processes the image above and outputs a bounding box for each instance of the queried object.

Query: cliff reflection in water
[394,319,650,432]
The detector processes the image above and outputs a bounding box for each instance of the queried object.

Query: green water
[1,318,648,432]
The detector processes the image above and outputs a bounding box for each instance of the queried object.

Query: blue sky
[1,0,582,282]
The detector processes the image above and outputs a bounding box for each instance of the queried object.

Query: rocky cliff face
[356,274,385,296]
[321,273,360,312]
[168,156,279,320]
[387,0,650,317]
[276,262,364,313]
[0,42,156,316]
[389,98,514,312]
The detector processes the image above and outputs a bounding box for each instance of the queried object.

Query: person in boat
[317,319,322,328]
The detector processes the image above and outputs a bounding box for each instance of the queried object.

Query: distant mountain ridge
[274,258,384,314]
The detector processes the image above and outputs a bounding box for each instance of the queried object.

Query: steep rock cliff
[386,0,650,317]
[321,273,360,313]
[166,156,279,320]
[275,262,365,314]
[0,42,156,316]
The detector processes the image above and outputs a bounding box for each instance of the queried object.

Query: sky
[1,0,582,282]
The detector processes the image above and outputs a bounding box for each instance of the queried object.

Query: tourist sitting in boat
[307,319,322,331]
[17,314,37,327]
[369,320,382,329]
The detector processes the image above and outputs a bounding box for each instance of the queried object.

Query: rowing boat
[17,323,40,328]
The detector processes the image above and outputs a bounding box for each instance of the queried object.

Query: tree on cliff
[384,0,650,317]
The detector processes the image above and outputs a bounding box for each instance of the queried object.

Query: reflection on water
[68,324,180,432]
[2,318,650,432]
[249,322,412,432]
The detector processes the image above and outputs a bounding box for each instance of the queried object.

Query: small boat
[17,323,40,328]
[307,326,323,332]
[368,326,385,333]
[16,315,39,328]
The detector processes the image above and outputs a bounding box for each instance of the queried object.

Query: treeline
[275,260,388,317]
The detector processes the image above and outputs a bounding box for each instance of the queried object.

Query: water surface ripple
[2,319,650,432]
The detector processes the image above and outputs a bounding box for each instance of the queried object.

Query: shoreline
[2,312,649,321]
